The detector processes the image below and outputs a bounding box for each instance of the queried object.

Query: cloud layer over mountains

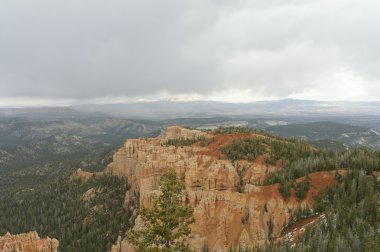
[0,0,379,103]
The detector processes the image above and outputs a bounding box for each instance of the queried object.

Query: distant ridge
[71,99,380,119]
[267,121,380,149]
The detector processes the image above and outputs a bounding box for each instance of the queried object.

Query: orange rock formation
[106,126,338,251]
[0,231,58,252]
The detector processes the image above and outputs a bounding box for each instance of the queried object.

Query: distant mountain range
[1,99,380,120]
[267,121,380,149]
[71,99,380,119]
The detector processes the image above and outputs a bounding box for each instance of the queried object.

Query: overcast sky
[0,0,379,106]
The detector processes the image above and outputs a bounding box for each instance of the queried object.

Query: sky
[0,0,379,106]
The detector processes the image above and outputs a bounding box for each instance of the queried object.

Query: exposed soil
[278,214,326,245]
[298,170,346,206]
[196,133,259,158]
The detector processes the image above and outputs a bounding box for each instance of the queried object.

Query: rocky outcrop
[71,168,103,182]
[278,214,327,246]
[158,125,208,140]
[0,231,58,252]
[106,126,338,251]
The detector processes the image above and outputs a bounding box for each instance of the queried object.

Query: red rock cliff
[106,126,337,251]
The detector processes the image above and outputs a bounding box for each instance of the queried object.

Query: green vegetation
[218,127,380,251]
[268,121,380,149]
[0,146,118,191]
[0,175,134,252]
[264,147,380,186]
[234,162,248,193]
[214,126,262,135]
[278,179,291,199]
[222,138,266,161]
[128,170,194,251]
[295,174,311,200]
[0,116,162,190]
[268,121,368,140]
[273,160,379,250]
[282,169,380,252]
[220,133,317,165]
[166,137,198,147]
[220,169,380,251]
[278,174,311,201]
[165,135,211,147]
[309,139,347,151]
[267,218,274,242]
[264,138,316,165]
[219,127,380,200]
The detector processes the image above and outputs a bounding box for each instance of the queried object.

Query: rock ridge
[0,231,58,252]
[106,126,337,251]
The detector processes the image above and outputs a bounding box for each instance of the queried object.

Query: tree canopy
[128,169,194,251]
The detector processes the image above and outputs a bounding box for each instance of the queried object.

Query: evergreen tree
[128,169,194,251]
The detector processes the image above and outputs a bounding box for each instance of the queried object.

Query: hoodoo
[107,126,339,251]
[0,231,58,252]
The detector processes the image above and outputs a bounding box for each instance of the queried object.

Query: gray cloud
[0,0,379,102]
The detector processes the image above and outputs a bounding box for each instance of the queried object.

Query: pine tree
[128,169,194,251]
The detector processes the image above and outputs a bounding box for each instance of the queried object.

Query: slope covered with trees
[128,170,194,251]
[217,127,380,251]
[261,169,380,252]
[0,175,135,252]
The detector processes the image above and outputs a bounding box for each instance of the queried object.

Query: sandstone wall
[106,126,334,251]
[0,231,58,252]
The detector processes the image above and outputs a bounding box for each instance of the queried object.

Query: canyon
[105,126,339,251]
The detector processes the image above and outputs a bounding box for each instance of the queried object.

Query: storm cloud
[0,0,379,103]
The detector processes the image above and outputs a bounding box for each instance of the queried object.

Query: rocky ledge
[0,231,58,252]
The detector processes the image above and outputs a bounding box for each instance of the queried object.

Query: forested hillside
[0,116,162,190]
[216,127,380,251]
[0,175,135,252]
[267,121,380,149]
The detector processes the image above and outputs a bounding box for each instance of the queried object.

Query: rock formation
[0,231,58,252]
[71,168,104,182]
[106,126,338,251]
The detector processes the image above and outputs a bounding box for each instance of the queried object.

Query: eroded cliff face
[106,126,336,251]
[0,231,58,252]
